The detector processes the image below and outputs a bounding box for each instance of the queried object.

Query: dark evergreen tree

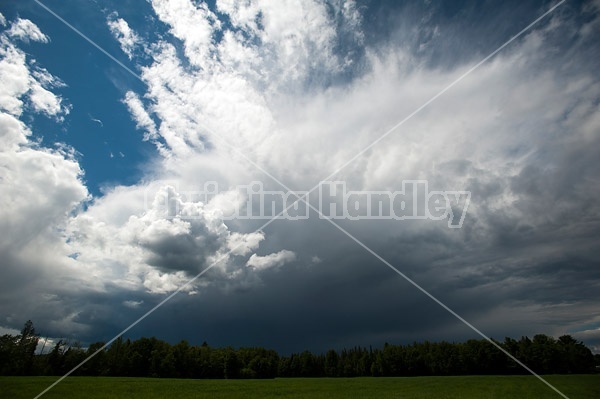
[0,321,595,378]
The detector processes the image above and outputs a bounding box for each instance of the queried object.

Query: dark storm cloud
[139,221,224,273]
[88,0,600,353]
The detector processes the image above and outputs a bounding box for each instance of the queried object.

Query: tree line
[1,321,598,378]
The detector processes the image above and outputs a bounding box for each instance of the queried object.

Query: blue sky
[1,0,599,358]
[2,0,157,195]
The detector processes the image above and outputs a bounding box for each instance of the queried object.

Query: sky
[0,0,599,356]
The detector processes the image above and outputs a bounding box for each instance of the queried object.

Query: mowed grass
[1,375,598,399]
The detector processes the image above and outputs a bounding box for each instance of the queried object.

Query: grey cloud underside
[140,222,223,273]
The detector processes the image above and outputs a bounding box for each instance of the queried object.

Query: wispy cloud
[89,114,103,127]
[107,13,141,60]
[247,250,297,271]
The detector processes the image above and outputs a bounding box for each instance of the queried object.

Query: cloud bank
[0,1,599,353]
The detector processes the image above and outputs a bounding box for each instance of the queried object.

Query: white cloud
[247,250,296,271]
[7,18,48,43]
[107,14,141,60]
[0,26,66,117]
[113,0,600,253]
[89,115,103,127]
[29,77,65,116]
[216,0,341,81]
[151,0,219,69]
[227,231,264,256]
[0,23,86,249]
[0,112,27,150]
[0,18,93,336]
[122,91,157,140]
[123,300,144,309]
[0,34,33,115]
[65,182,286,294]
[124,0,361,168]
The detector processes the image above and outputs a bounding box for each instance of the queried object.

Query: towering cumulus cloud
[0,12,293,339]
[0,16,88,333]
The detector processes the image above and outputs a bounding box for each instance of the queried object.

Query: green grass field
[1,375,598,399]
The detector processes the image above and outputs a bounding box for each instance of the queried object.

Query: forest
[1,321,598,378]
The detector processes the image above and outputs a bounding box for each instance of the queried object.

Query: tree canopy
[0,321,597,378]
